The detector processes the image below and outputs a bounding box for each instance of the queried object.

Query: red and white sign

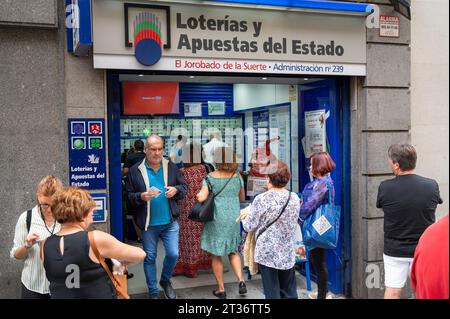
[379,15,400,38]
[122,82,179,115]
[94,55,366,76]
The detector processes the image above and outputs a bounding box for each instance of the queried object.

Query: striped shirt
[10,206,61,294]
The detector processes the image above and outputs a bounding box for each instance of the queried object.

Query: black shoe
[238,281,247,295]
[212,290,227,299]
[149,293,159,299]
[159,280,176,299]
[126,272,134,279]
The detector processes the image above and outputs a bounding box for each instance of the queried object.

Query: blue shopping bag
[302,181,340,249]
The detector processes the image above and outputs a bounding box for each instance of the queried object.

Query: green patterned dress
[200,174,244,256]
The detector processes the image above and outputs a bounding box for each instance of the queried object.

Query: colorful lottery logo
[73,138,85,150]
[134,12,162,66]
[89,123,101,135]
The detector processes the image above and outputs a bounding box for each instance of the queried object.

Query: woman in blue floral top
[242,161,301,299]
[299,152,336,299]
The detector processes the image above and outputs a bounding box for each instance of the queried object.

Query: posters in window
[246,176,268,197]
[184,102,202,117]
[207,101,226,115]
[304,109,326,158]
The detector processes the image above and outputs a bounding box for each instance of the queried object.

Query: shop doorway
[298,78,351,295]
[106,72,351,295]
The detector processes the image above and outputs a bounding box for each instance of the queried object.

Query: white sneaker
[308,291,333,299]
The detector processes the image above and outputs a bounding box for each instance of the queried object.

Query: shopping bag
[302,181,340,249]
[294,223,306,262]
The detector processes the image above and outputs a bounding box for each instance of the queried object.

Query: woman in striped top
[10,176,63,299]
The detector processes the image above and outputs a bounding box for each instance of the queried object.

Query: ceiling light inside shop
[262,77,267,80]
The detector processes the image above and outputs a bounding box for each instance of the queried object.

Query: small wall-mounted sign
[207,101,226,116]
[184,102,203,117]
[90,193,108,223]
[68,118,106,190]
[379,15,400,38]
[66,0,92,56]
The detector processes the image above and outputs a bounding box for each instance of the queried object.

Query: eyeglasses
[38,203,50,210]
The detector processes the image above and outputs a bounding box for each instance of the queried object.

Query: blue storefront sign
[66,0,92,56]
[68,118,106,190]
[91,193,108,223]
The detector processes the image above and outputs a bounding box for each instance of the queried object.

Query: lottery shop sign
[68,118,106,190]
[92,0,367,76]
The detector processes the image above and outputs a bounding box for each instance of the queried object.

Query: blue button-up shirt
[145,161,171,226]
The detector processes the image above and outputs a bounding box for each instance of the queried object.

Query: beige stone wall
[0,1,66,298]
[411,0,449,219]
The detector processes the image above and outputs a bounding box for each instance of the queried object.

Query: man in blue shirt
[125,134,187,299]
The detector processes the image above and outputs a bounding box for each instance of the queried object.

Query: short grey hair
[145,134,164,148]
[388,144,417,171]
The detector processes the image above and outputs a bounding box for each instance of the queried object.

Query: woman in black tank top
[41,187,146,299]
[43,231,115,299]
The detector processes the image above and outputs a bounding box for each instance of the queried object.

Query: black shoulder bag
[256,192,291,241]
[189,173,235,223]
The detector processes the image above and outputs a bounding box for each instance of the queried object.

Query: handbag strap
[204,176,213,191]
[88,231,121,288]
[256,192,291,241]
[209,172,235,198]
[324,178,333,205]
[26,209,32,233]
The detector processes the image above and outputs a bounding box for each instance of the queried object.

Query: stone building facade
[1,0,446,299]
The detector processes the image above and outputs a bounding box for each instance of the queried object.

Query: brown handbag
[88,231,130,299]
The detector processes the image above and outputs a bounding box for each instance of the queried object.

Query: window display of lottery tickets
[120,117,243,159]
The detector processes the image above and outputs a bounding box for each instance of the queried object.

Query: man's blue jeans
[142,221,179,295]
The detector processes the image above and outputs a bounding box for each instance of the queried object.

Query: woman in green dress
[197,146,247,299]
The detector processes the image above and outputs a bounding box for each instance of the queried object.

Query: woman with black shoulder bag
[196,147,247,299]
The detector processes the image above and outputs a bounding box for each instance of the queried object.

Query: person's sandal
[212,290,227,299]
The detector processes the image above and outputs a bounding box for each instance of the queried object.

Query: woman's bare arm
[196,185,209,203]
[92,230,146,265]
[239,187,245,203]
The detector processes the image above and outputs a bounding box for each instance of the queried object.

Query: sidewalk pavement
[131,272,346,299]
[126,240,345,300]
